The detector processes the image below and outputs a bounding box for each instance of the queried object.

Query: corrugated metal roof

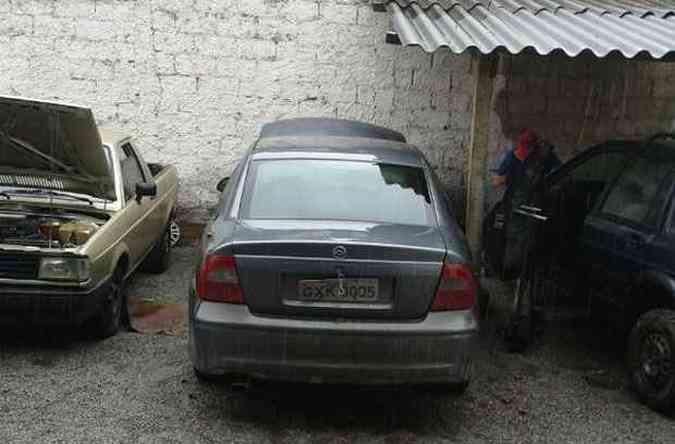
[372,0,675,58]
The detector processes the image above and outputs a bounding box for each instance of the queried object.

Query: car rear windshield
[241,159,434,226]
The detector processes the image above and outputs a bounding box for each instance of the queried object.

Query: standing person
[492,128,561,196]
[490,128,561,275]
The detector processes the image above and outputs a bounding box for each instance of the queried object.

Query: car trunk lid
[227,220,446,320]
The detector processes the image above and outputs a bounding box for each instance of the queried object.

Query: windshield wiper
[5,189,93,205]
[0,130,74,174]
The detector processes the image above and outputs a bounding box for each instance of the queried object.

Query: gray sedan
[189,118,478,388]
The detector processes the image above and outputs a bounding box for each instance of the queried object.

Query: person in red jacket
[491,128,561,275]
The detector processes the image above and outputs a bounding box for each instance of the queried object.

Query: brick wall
[1,1,675,223]
[484,53,675,211]
[490,53,675,164]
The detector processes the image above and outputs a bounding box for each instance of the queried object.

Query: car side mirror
[216,177,230,192]
[135,182,157,202]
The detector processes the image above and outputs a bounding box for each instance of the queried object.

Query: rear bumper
[189,301,479,385]
[0,278,110,325]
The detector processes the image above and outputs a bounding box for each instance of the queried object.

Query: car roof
[251,135,426,166]
[259,118,407,143]
[644,135,675,161]
[592,138,675,163]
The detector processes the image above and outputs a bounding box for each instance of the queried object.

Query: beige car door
[131,140,166,232]
[117,142,156,267]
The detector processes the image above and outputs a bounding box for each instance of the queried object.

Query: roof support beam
[465,53,497,265]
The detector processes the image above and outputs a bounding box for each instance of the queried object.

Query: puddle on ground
[127,296,187,336]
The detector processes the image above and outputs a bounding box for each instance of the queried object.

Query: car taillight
[196,255,243,304]
[431,262,477,311]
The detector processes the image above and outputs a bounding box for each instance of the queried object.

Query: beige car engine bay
[0,204,108,249]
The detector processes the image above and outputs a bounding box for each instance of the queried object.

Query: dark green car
[485,134,675,412]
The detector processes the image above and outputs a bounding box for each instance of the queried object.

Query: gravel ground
[1,247,674,443]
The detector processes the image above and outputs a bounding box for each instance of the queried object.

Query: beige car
[0,96,178,338]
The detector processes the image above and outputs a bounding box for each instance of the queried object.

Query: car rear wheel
[442,380,470,394]
[88,268,127,340]
[193,367,249,387]
[141,223,172,274]
[193,367,220,383]
[628,309,675,413]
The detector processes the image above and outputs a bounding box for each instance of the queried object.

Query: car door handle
[520,205,543,213]
[514,206,549,221]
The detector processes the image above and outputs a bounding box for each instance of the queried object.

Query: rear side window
[118,143,146,200]
[566,150,628,183]
[601,157,672,226]
[241,159,433,226]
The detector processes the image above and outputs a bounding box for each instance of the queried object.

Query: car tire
[419,381,470,396]
[193,368,247,386]
[141,223,172,274]
[477,285,491,320]
[445,380,470,394]
[439,377,471,395]
[628,309,675,413]
[505,314,532,353]
[193,367,219,383]
[88,268,127,340]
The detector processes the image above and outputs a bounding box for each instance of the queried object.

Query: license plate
[297,278,379,303]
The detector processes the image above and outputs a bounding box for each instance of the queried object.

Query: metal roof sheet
[373,0,675,58]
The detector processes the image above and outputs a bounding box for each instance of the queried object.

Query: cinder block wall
[490,54,675,164]
[2,1,675,224]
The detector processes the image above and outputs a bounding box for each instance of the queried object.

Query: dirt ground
[1,247,674,443]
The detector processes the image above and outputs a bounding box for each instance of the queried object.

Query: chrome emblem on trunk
[332,245,347,259]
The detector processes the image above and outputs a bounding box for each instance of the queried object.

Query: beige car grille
[0,175,65,190]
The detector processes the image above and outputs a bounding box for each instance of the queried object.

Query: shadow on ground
[182,311,640,442]
[0,326,97,370]
[185,373,478,443]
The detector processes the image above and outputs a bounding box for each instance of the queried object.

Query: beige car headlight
[39,257,91,281]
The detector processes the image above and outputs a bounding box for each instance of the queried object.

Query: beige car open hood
[0,96,114,200]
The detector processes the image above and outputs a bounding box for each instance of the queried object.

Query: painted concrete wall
[1,0,675,223]
[0,0,472,221]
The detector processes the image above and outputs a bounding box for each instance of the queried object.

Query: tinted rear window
[601,155,673,225]
[241,159,434,226]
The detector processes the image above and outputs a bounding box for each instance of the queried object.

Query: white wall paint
[0,0,473,221]
[2,0,675,223]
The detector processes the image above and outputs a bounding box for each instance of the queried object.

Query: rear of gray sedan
[189,127,478,387]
